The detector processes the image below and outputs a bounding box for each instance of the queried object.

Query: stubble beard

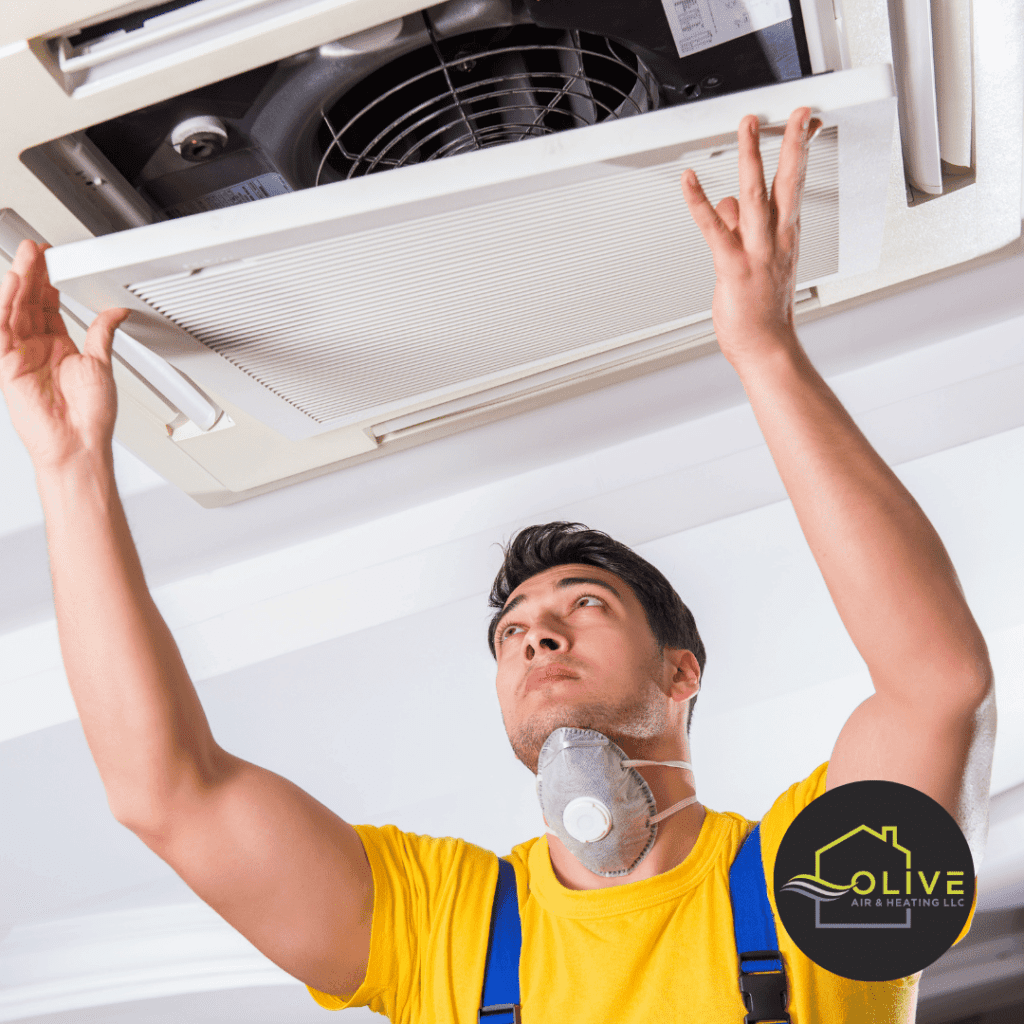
[505,671,671,775]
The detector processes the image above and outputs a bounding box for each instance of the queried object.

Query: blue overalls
[477,823,790,1024]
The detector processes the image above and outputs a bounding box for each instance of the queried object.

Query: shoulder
[754,762,830,875]
[506,834,544,871]
[698,763,830,868]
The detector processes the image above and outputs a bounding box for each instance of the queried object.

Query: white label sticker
[660,0,792,59]
[165,172,292,219]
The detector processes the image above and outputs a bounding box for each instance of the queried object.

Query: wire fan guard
[316,24,661,182]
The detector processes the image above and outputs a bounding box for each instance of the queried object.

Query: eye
[498,623,525,645]
[575,594,604,608]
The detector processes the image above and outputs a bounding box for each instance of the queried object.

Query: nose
[523,624,565,660]
[525,637,560,659]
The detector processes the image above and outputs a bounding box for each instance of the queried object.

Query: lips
[524,663,580,691]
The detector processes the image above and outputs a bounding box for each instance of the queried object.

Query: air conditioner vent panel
[127,129,838,429]
[46,65,896,444]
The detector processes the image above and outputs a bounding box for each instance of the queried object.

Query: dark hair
[487,522,706,732]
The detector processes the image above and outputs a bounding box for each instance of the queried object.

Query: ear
[665,648,701,703]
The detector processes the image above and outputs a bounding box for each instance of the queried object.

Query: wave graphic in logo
[781,874,853,902]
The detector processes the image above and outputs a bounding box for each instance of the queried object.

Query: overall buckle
[738,951,790,1024]
[479,1003,521,1023]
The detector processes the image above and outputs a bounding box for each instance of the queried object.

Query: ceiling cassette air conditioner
[2,0,1020,506]
[45,66,895,441]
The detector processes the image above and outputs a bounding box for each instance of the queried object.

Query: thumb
[86,307,131,365]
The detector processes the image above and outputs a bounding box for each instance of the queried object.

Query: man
[0,107,996,1021]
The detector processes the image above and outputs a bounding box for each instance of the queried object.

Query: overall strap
[729,823,791,1024]
[479,856,522,1024]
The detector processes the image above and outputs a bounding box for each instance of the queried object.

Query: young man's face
[493,563,699,774]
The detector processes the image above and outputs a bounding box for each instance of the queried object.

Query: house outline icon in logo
[781,825,913,929]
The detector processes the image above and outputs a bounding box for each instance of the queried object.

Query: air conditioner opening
[23,0,815,235]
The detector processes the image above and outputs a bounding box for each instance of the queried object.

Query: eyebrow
[493,576,622,639]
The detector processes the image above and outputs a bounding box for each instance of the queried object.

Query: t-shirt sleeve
[305,823,498,1018]
[758,760,830,881]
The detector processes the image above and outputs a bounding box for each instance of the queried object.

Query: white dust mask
[535,726,698,877]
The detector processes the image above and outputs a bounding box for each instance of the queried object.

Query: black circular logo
[774,781,974,981]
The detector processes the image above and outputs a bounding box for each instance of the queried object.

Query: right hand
[680,107,821,369]
[0,240,129,472]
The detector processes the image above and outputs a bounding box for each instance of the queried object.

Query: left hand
[681,106,822,368]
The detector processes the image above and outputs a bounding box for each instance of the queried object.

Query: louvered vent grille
[129,128,838,428]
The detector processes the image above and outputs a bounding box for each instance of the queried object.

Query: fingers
[715,195,740,234]
[738,114,771,255]
[688,109,821,252]
[33,243,66,338]
[681,169,741,260]
[9,238,38,277]
[22,246,48,337]
[6,241,48,338]
[0,268,19,358]
[6,266,33,345]
[772,107,821,235]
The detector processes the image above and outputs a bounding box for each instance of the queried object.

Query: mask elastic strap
[622,760,698,826]
[622,759,693,770]
[648,794,699,824]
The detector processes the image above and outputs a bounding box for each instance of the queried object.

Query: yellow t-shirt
[306,762,975,1022]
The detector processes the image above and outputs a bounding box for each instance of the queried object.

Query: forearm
[735,335,992,703]
[35,451,223,826]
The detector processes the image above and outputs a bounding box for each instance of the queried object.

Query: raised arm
[681,110,996,863]
[0,241,372,998]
